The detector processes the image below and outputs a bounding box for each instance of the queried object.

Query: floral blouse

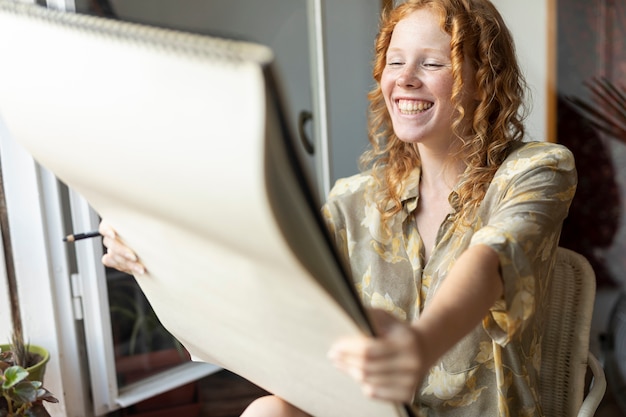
[322,142,577,417]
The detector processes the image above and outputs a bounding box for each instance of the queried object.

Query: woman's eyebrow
[387,46,449,55]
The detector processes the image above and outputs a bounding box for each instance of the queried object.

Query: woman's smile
[397,98,434,115]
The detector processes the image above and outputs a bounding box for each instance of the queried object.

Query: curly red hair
[362,0,527,224]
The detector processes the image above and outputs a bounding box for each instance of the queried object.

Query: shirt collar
[393,165,462,215]
[393,167,421,215]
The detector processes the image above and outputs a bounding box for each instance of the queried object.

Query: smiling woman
[98,0,578,415]
[0,1,584,417]
[217,1,577,416]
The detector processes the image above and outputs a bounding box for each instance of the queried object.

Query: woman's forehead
[389,9,451,52]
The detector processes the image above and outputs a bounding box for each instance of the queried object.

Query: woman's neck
[418,146,465,192]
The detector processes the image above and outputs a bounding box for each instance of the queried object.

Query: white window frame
[0,118,90,416]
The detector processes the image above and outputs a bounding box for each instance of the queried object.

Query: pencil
[63,230,102,242]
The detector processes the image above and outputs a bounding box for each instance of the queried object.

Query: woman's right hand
[99,219,146,275]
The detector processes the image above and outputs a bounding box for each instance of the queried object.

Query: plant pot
[0,343,50,383]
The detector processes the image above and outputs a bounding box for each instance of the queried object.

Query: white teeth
[398,99,433,114]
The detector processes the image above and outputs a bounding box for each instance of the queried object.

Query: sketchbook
[0,2,415,417]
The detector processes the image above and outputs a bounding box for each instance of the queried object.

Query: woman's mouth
[398,99,433,115]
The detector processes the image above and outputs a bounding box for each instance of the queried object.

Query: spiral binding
[0,0,274,66]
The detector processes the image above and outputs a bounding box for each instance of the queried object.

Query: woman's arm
[329,244,502,403]
[413,243,502,374]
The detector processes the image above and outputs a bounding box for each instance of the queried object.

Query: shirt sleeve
[321,201,345,257]
[320,175,366,277]
[469,142,577,346]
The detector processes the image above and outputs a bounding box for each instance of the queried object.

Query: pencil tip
[63,235,73,242]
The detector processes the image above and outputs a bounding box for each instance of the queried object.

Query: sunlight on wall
[492,0,550,142]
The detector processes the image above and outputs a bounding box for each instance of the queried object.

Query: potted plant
[0,331,58,417]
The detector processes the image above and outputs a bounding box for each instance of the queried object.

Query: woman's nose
[397,67,422,88]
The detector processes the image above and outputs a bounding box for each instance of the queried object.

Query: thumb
[368,308,402,337]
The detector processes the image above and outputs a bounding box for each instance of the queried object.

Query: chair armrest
[577,352,607,417]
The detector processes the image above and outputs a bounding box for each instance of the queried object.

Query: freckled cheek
[439,78,455,101]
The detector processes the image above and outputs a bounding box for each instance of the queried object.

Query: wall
[492,0,551,142]
[322,1,380,182]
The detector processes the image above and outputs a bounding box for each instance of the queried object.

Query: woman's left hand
[328,309,428,404]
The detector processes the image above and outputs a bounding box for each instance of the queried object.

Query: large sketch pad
[0,2,411,416]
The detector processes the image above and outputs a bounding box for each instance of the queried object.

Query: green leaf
[1,366,28,390]
[12,380,39,404]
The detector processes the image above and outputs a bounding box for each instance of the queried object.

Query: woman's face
[381,8,466,149]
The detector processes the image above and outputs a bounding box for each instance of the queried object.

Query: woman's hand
[329,245,502,405]
[99,219,146,275]
[328,309,429,404]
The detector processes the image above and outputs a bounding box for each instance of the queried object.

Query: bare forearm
[328,245,504,403]
[412,244,503,370]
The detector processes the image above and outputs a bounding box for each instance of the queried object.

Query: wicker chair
[540,247,606,417]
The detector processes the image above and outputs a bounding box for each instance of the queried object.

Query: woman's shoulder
[327,171,374,200]
[508,140,574,160]
[503,140,576,170]
[321,172,372,229]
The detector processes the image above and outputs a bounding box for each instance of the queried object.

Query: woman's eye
[422,62,443,69]
[387,61,403,67]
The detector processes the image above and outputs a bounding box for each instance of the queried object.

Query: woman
[101,0,577,415]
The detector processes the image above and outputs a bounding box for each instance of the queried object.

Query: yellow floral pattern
[322,142,577,416]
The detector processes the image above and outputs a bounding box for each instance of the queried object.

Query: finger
[330,331,421,374]
[332,351,419,403]
[359,366,417,385]
[330,347,405,390]
[361,351,421,375]
[101,236,145,275]
[98,219,116,239]
[335,358,418,403]
[102,252,146,275]
[333,347,421,387]
[329,336,396,362]
[101,251,126,272]
[102,235,138,262]
[361,378,417,403]
[98,219,146,275]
